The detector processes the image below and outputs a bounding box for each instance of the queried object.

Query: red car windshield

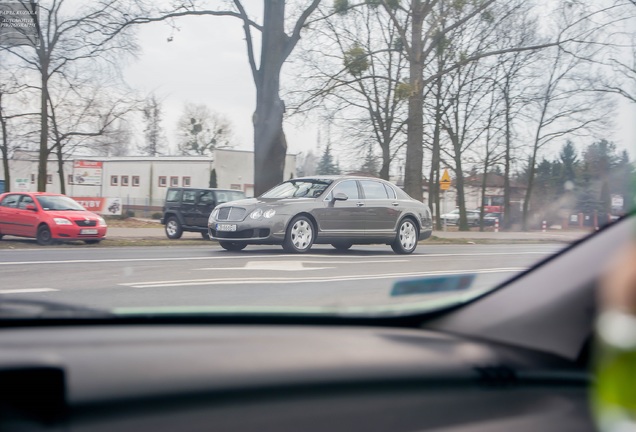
[36,196,86,211]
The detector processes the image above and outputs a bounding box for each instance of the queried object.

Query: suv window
[182,190,196,203]
[198,190,215,205]
[166,189,182,202]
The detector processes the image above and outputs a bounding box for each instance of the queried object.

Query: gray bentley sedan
[208,176,433,254]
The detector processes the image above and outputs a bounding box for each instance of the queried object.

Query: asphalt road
[0,243,566,312]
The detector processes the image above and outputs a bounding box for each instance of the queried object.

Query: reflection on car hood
[217,197,315,208]
[43,210,101,219]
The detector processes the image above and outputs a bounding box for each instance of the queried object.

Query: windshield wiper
[0,298,112,319]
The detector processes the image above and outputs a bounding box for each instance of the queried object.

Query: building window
[111,175,118,186]
[30,174,35,184]
[170,176,179,187]
[46,174,53,184]
[67,174,74,185]
[182,176,191,187]
[158,176,167,187]
[132,176,140,187]
[121,176,129,186]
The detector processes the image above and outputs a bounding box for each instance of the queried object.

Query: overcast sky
[122,5,636,167]
[123,12,322,157]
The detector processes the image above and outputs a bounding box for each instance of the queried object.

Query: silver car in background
[440,209,480,226]
[208,176,433,254]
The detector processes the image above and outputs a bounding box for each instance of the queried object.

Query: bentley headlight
[264,209,276,218]
[209,208,219,221]
[250,208,263,219]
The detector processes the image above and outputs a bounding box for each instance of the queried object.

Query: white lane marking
[242,261,331,271]
[121,267,525,289]
[0,288,59,294]
[0,251,551,266]
[195,259,408,271]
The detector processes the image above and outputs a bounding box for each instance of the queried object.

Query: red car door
[15,194,40,237]
[0,193,21,236]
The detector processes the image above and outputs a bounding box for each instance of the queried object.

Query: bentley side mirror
[333,193,349,202]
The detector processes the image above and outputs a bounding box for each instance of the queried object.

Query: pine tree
[316,144,340,175]
[359,144,379,176]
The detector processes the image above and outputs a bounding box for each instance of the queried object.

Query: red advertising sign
[73,160,103,185]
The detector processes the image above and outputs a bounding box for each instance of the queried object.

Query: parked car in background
[0,192,107,245]
[440,209,480,226]
[483,212,503,227]
[161,187,246,239]
[208,176,433,254]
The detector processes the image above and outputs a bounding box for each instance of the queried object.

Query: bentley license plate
[216,224,237,232]
[80,229,98,235]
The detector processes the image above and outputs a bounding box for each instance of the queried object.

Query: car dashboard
[0,322,595,432]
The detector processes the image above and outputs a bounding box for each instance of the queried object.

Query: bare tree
[0,75,38,192]
[176,103,233,156]
[112,1,322,195]
[1,0,139,191]
[47,79,134,193]
[521,48,612,229]
[380,0,565,201]
[92,118,134,157]
[139,94,166,157]
[290,3,409,180]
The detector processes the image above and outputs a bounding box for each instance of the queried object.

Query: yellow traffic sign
[440,169,451,190]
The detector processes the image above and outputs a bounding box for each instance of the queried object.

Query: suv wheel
[165,217,183,239]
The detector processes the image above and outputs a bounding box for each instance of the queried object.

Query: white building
[1,149,296,216]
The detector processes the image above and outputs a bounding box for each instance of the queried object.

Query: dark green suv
[161,187,246,239]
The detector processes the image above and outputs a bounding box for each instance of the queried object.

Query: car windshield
[0,1,633,320]
[218,191,246,202]
[35,196,86,211]
[260,180,332,199]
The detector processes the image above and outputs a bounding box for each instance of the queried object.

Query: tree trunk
[38,70,49,192]
[503,84,512,230]
[0,94,10,192]
[455,154,469,231]
[56,142,66,195]
[379,137,390,180]
[428,74,443,229]
[479,154,489,232]
[252,0,288,197]
[403,0,424,201]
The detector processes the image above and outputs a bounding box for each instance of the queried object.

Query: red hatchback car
[0,192,107,245]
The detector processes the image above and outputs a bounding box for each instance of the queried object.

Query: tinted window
[331,180,359,200]
[1,194,20,208]
[198,190,214,205]
[361,181,389,199]
[166,189,182,202]
[182,191,196,203]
